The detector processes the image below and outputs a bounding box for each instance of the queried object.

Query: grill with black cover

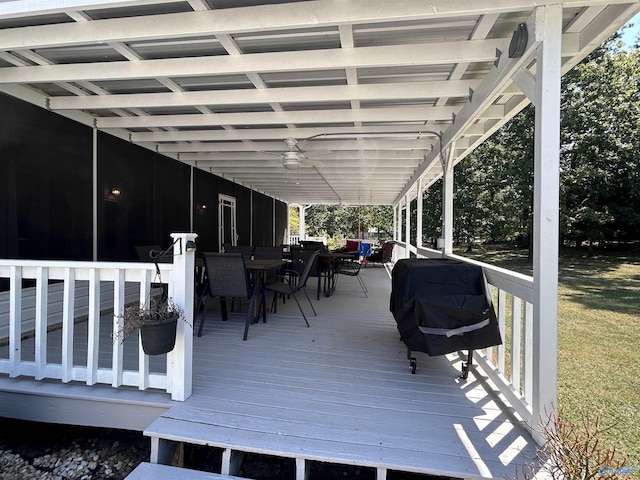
[390,258,502,377]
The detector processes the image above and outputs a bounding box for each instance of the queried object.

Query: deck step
[125,462,253,480]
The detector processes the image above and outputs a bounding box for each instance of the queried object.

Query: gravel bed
[0,418,149,479]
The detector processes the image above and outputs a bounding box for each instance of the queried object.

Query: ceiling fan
[262,137,331,170]
[282,137,305,170]
[261,137,343,201]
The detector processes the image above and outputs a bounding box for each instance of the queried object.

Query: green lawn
[457,245,640,467]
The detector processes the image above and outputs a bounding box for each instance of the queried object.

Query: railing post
[169,232,197,401]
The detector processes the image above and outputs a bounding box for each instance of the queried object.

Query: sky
[619,12,640,50]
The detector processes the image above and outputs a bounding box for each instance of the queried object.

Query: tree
[420,179,442,248]
[303,204,393,245]
[561,39,640,251]
[448,106,534,252]
[428,35,640,254]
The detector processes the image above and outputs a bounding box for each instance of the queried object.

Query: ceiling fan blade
[256,150,285,157]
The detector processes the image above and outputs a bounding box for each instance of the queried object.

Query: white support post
[189,165,194,233]
[416,178,423,250]
[406,194,412,256]
[393,203,398,243]
[92,128,98,261]
[442,144,455,256]
[532,4,561,442]
[299,205,307,241]
[392,203,400,261]
[169,232,197,401]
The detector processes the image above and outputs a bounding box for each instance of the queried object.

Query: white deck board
[146,266,539,480]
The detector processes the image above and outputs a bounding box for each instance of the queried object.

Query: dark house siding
[275,201,288,246]
[193,168,219,254]
[0,93,92,260]
[0,93,287,264]
[252,191,273,247]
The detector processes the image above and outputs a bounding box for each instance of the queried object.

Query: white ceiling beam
[199,172,412,180]
[132,125,451,143]
[48,80,478,110]
[180,150,425,161]
[158,139,437,153]
[0,40,505,84]
[97,105,490,128]
[0,0,626,47]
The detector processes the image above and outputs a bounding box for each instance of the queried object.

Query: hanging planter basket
[140,314,179,355]
[113,298,188,356]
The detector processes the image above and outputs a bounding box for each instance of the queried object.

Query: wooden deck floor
[145,266,540,480]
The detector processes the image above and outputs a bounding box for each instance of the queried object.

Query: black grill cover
[390,258,502,356]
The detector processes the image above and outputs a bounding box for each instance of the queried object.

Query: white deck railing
[394,242,535,427]
[0,233,196,401]
[0,233,535,416]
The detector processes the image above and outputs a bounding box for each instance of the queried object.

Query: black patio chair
[197,252,263,341]
[291,245,329,299]
[334,247,369,297]
[264,250,320,328]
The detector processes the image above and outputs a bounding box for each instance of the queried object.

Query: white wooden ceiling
[1,0,638,205]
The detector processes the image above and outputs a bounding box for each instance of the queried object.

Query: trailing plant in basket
[113,298,189,355]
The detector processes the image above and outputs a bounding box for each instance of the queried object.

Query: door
[219,194,237,252]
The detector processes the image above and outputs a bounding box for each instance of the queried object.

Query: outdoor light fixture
[111,187,121,196]
[197,204,208,216]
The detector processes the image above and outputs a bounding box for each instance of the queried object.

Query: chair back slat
[297,250,321,288]
[202,252,250,298]
[290,245,318,276]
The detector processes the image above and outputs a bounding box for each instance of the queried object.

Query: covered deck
[2,1,639,479]
[0,263,538,480]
